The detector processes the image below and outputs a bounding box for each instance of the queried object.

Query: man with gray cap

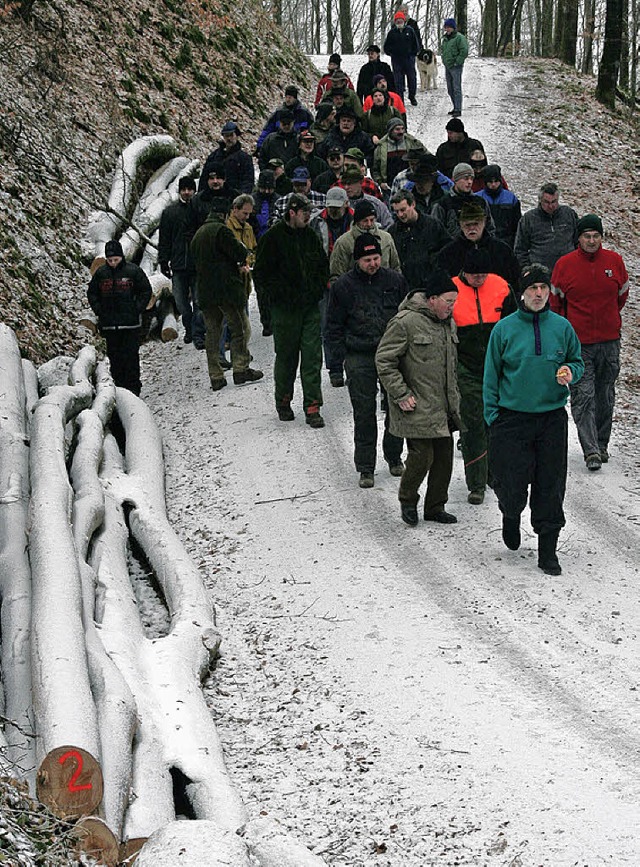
[376,269,462,525]
[551,214,629,471]
[330,197,400,283]
[372,118,423,192]
[326,232,409,487]
[436,162,494,235]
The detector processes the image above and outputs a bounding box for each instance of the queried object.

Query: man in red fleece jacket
[551,214,629,471]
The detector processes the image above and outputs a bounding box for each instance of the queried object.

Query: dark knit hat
[445,117,465,132]
[353,199,377,221]
[416,268,458,298]
[444,17,456,28]
[209,198,230,215]
[459,201,486,223]
[520,263,551,291]
[316,103,335,122]
[329,53,342,65]
[387,117,405,132]
[372,73,386,85]
[277,108,295,123]
[208,163,226,179]
[178,176,196,191]
[341,165,363,184]
[354,232,382,259]
[463,248,492,275]
[257,170,276,188]
[284,85,298,97]
[105,240,124,258]
[482,164,502,182]
[577,213,603,236]
[367,44,381,53]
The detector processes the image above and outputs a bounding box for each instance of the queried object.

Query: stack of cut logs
[0,324,326,865]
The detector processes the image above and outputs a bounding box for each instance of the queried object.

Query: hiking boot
[447,108,456,115]
[194,341,205,350]
[233,368,264,385]
[467,489,485,505]
[424,510,457,524]
[388,461,404,477]
[277,405,295,421]
[330,373,345,387]
[359,472,374,489]
[183,332,193,344]
[585,453,602,471]
[409,96,418,106]
[210,378,227,391]
[600,448,609,463]
[401,503,418,526]
[502,516,521,550]
[305,411,325,429]
[538,531,562,575]
[451,110,462,117]
[219,355,232,370]
[262,326,273,337]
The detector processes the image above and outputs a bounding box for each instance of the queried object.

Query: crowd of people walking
[88,24,630,576]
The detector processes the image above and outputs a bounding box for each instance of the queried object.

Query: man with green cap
[551,214,629,471]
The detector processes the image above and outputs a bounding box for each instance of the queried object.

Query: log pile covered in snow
[0,325,327,865]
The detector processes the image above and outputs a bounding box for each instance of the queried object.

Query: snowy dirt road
[140,58,640,865]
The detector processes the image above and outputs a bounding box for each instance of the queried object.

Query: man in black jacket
[435,118,486,178]
[437,200,520,289]
[383,11,420,105]
[190,164,240,231]
[158,177,205,348]
[88,240,152,395]
[325,232,409,487]
[356,45,395,102]
[198,121,255,193]
[389,189,450,289]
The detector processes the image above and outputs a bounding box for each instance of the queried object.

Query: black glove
[160,262,172,279]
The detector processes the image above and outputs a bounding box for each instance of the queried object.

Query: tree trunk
[135,820,252,867]
[541,0,553,56]
[596,0,623,108]
[339,0,354,52]
[497,0,524,53]
[482,0,499,55]
[619,0,629,89]
[581,0,596,72]
[558,0,578,64]
[368,0,377,46]
[455,0,468,35]
[326,0,334,52]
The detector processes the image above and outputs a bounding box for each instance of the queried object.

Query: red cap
[394,10,406,19]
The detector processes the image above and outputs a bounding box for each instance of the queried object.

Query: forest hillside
[0,0,312,362]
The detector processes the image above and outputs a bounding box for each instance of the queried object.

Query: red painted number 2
[58,750,93,793]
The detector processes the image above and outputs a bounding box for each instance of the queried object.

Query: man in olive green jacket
[375,270,462,526]
[191,200,263,391]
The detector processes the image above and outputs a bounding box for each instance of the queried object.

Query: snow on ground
[140,57,640,865]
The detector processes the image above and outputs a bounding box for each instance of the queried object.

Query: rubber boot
[538,530,561,575]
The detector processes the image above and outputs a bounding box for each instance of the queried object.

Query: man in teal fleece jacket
[483,264,584,576]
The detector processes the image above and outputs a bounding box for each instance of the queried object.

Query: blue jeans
[172,270,205,343]
[445,64,463,111]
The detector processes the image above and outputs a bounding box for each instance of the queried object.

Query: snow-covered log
[242,818,328,867]
[70,364,138,839]
[22,359,39,416]
[119,189,174,261]
[73,815,119,866]
[159,295,179,342]
[135,820,252,867]
[0,325,35,785]
[139,229,160,275]
[82,136,180,259]
[79,310,98,334]
[148,272,172,303]
[96,391,244,839]
[37,355,73,392]
[30,347,103,818]
[137,157,191,213]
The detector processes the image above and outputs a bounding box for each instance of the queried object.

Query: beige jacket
[329,223,400,284]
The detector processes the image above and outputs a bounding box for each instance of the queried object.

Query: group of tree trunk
[266,0,633,110]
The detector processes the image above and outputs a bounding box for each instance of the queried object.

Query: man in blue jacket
[483,264,584,575]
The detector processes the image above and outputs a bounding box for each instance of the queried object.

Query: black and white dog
[417,49,438,90]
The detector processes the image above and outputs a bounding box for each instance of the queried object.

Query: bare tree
[596,0,623,107]
[339,0,355,50]
[481,0,499,54]
[581,0,596,72]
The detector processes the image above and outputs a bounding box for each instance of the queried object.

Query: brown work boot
[233,368,264,385]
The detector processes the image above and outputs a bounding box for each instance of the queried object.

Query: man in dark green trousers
[254,194,330,428]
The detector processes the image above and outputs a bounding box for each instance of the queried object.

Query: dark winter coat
[198,141,255,193]
[514,204,578,272]
[190,213,248,309]
[285,152,330,181]
[317,125,375,164]
[474,186,522,249]
[356,59,395,101]
[253,219,329,309]
[256,100,314,150]
[190,184,240,232]
[158,199,196,273]
[433,187,495,235]
[384,24,420,59]
[435,134,486,179]
[325,265,409,366]
[312,167,342,194]
[437,230,521,290]
[258,129,299,170]
[88,259,152,331]
[362,102,404,142]
[389,213,451,289]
